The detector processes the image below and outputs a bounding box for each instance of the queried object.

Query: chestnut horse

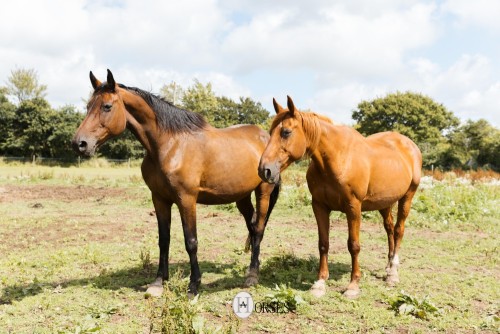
[72,70,280,296]
[258,96,421,298]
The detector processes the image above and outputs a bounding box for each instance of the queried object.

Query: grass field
[0,163,498,333]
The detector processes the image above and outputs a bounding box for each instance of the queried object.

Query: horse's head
[72,69,127,157]
[258,96,307,184]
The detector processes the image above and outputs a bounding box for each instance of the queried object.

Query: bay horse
[72,70,280,297]
[258,96,422,298]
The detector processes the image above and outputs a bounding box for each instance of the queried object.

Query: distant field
[0,163,498,333]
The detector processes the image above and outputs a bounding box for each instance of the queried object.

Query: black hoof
[188,281,200,298]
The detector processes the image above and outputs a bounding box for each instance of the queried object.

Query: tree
[181,79,219,124]
[6,68,47,104]
[463,119,500,168]
[352,92,460,167]
[438,119,500,170]
[99,130,145,159]
[47,105,84,159]
[0,88,17,155]
[8,97,54,157]
[180,79,271,128]
[213,96,238,128]
[159,81,183,106]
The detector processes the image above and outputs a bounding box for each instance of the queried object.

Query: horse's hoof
[187,291,198,300]
[188,281,200,298]
[343,289,361,299]
[244,276,259,287]
[244,269,259,287]
[146,278,164,297]
[386,275,399,286]
[310,280,326,298]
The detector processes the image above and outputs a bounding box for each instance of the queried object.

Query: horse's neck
[121,90,161,156]
[309,121,350,175]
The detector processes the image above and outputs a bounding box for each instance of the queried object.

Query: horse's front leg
[344,201,362,298]
[146,196,172,297]
[178,197,201,297]
[244,182,274,287]
[310,200,331,298]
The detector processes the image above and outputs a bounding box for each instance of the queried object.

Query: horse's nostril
[78,140,88,152]
[264,168,272,180]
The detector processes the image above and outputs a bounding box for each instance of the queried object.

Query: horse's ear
[89,71,101,90]
[273,98,285,114]
[287,95,296,116]
[106,69,116,91]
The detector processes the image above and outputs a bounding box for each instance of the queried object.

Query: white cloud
[390,54,500,126]
[308,83,387,125]
[442,0,500,32]
[222,2,438,79]
[307,53,500,127]
[0,0,498,128]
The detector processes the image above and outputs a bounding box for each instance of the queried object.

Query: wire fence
[0,155,135,168]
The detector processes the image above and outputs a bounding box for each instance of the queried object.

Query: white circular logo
[232,291,254,318]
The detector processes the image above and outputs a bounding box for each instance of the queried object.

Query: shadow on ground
[1,255,351,304]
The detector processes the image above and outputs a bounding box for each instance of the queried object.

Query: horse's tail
[244,180,281,252]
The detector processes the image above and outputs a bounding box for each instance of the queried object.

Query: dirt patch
[0,184,152,252]
[0,184,130,203]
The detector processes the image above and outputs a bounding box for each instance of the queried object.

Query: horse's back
[366,131,422,186]
[216,123,268,143]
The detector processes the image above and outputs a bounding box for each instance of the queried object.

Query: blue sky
[0,0,499,126]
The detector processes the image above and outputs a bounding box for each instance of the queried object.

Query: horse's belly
[361,183,410,211]
[196,189,253,205]
[361,197,401,211]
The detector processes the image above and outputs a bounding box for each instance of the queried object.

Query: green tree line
[0,69,498,170]
[353,91,499,170]
[0,69,270,160]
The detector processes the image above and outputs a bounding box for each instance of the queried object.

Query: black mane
[118,83,208,133]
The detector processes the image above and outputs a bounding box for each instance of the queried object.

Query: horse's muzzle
[72,136,96,157]
[258,162,280,184]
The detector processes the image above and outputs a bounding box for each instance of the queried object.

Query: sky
[0,0,499,126]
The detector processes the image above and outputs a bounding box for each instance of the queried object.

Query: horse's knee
[347,238,360,254]
[185,237,198,253]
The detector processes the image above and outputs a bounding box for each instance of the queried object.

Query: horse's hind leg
[379,206,396,282]
[178,197,202,297]
[388,186,418,285]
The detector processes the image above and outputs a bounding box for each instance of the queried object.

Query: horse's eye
[281,128,292,138]
[103,103,113,112]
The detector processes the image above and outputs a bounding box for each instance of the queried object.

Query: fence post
[32,155,36,166]
[78,156,81,168]
[431,164,434,185]
[128,158,131,168]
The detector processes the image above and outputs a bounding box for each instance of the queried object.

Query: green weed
[139,247,153,274]
[389,290,441,320]
[214,203,237,213]
[156,271,241,334]
[263,284,305,312]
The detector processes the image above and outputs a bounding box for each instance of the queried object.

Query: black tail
[244,180,281,252]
